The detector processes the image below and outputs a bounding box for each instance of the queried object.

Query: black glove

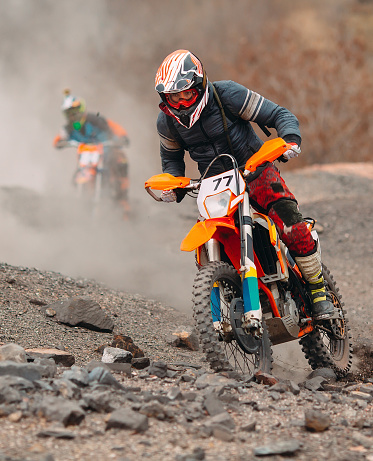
[175,188,187,203]
[277,155,289,163]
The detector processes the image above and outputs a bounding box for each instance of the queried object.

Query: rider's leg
[112,149,130,215]
[269,200,334,320]
[247,163,334,320]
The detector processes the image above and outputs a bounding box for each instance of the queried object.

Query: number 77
[212,175,233,191]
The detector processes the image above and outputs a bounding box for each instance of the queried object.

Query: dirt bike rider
[53,89,130,212]
[155,49,334,322]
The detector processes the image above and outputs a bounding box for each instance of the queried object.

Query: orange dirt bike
[145,138,352,378]
[66,140,128,217]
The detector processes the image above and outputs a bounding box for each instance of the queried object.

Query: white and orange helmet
[155,50,209,129]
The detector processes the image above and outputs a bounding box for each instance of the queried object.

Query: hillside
[0,163,372,460]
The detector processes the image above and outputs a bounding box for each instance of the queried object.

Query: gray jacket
[157,80,301,177]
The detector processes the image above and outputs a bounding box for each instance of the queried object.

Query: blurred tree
[92,0,372,165]
[231,24,372,166]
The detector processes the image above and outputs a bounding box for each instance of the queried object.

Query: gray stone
[307,367,337,382]
[302,376,327,391]
[211,425,234,442]
[286,380,301,395]
[254,439,301,456]
[351,432,373,449]
[175,447,205,461]
[42,297,114,332]
[0,375,35,392]
[37,429,76,439]
[53,379,82,400]
[82,391,116,413]
[62,366,89,387]
[139,401,175,421]
[241,421,256,432]
[85,360,111,372]
[38,396,85,426]
[106,407,149,432]
[104,363,132,377]
[148,361,168,378]
[203,392,225,416]
[0,361,42,381]
[0,386,22,404]
[88,367,126,389]
[33,357,58,378]
[184,392,198,402]
[204,411,235,430]
[167,387,184,401]
[0,344,26,363]
[195,373,237,390]
[102,347,132,363]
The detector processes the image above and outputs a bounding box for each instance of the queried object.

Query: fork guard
[180,217,240,263]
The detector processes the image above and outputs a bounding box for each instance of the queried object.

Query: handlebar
[145,182,199,202]
[65,139,122,148]
[145,138,291,202]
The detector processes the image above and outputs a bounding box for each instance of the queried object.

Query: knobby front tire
[192,261,273,377]
[300,264,353,377]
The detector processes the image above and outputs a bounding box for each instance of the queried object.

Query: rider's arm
[107,119,130,146]
[157,112,186,177]
[53,127,71,149]
[217,80,302,146]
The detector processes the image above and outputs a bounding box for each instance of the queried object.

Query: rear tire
[300,264,353,377]
[192,261,273,377]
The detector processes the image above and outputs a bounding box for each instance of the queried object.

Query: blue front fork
[210,282,221,322]
[210,199,261,321]
[240,195,261,318]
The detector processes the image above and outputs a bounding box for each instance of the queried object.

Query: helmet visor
[165,89,198,110]
[65,106,82,122]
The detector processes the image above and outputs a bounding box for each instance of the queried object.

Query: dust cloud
[0,0,199,313]
[0,0,336,378]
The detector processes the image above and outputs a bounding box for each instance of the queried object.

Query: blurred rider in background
[53,89,130,214]
[154,49,334,322]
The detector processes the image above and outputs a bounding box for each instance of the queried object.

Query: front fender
[180,217,239,252]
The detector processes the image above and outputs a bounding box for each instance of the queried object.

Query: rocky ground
[0,162,372,461]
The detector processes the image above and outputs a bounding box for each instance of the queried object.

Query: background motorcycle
[67,140,127,219]
[145,138,352,379]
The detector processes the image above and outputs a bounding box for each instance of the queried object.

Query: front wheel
[192,261,273,377]
[300,264,353,377]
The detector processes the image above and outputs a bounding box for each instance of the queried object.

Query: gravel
[0,162,372,461]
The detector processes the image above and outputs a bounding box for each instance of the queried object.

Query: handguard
[244,138,290,173]
[145,173,191,202]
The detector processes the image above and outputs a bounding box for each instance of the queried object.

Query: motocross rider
[53,89,130,212]
[155,49,334,321]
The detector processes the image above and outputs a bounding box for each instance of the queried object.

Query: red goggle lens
[166,89,198,109]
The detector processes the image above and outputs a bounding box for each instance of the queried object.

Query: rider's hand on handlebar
[160,190,177,202]
[281,143,301,161]
[55,139,69,149]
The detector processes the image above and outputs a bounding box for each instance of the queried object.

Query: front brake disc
[230,298,262,354]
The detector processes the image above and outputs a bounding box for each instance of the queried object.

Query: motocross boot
[295,247,335,321]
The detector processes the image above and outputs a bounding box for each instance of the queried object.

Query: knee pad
[270,199,303,227]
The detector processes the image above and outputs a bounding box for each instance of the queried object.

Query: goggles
[65,106,82,119]
[165,88,198,109]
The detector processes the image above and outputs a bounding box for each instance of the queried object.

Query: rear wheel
[300,264,353,377]
[192,261,273,377]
